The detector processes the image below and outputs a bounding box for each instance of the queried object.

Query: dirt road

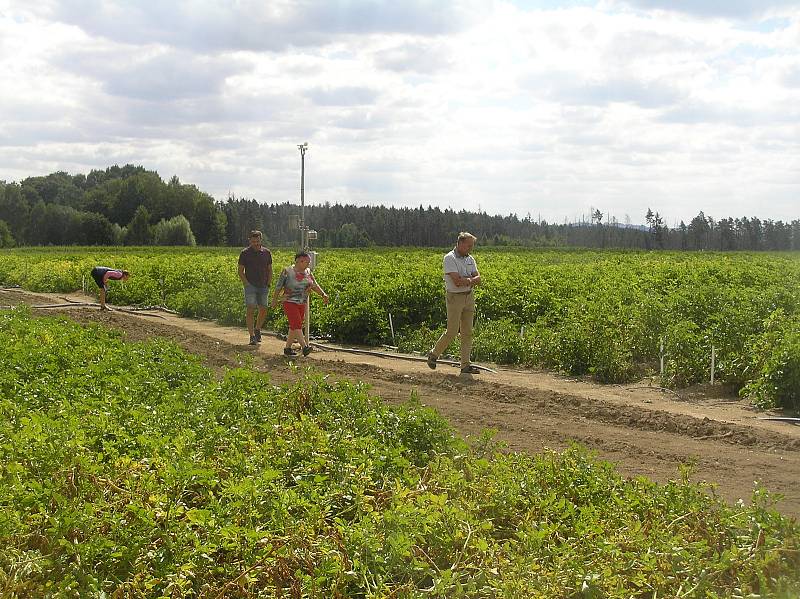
[4,288,800,518]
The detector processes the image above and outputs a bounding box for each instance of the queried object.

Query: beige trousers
[432,290,475,368]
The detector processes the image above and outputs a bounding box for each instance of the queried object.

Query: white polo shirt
[442,248,478,293]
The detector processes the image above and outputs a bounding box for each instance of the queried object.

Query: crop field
[1,247,799,409]
[1,307,799,596]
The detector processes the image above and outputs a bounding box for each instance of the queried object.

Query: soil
[4,288,800,519]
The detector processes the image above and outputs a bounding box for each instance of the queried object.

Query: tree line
[0,165,797,250]
[0,166,223,248]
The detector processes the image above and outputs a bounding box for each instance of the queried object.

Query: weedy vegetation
[1,308,799,596]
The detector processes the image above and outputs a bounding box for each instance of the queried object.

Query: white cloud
[26,0,475,51]
[306,86,380,106]
[372,39,455,74]
[0,0,798,223]
[56,47,252,101]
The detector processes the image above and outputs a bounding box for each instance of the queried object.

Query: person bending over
[90,266,130,310]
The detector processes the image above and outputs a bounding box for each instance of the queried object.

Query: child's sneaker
[254,329,262,343]
[283,347,297,356]
[302,345,312,356]
[249,336,258,346]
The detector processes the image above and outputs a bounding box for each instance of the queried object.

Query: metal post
[298,142,310,342]
[711,346,716,384]
[305,296,310,345]
[298,142,308,250]
[659,337,665,377]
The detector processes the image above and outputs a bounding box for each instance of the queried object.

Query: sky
[0,0,798,226]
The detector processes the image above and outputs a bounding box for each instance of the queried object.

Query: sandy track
[4,288,799,518]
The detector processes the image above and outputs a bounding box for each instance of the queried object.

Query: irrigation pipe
[32,302,99,308]
[111,308,167,319]
[758,417,800,425]
[128,305,181,315]
[60,294,181,316]
[5,300,169,320]
[308,341,497,373]
[3,294,497,373]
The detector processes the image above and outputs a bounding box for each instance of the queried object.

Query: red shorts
[283,301,306,329]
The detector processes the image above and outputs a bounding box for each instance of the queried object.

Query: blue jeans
[243,284,269,307]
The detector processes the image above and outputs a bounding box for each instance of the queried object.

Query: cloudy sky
[1,0,798,225]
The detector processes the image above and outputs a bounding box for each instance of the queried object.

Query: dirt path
[4,288,800,518]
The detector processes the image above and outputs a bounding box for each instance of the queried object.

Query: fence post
[388,312,396,345]
[305,296,311,345]
[711,345,716,384]
[659,337,665,377]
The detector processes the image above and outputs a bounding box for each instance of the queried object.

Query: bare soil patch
[4,288,799,518]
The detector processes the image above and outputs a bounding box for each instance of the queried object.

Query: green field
[1,307,799,596]
[1,247,799,409]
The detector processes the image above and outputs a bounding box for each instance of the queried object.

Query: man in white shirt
[427,232,482,374]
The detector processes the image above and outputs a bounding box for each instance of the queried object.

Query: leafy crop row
[1,307,799,596]
[1,247,799,408]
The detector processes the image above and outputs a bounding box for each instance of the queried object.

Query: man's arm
[451,271,480,287]
[446,271,471,287]
[238,264,248,285]
[266,263,273,288]
[468,267,481,287]
[271,269,286,307]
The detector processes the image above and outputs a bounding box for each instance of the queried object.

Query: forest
[0,165,798,250]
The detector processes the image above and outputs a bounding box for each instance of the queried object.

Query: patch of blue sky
[739,16,793,32]
[720,43,780,63]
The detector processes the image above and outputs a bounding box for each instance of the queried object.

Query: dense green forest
[0,165,798,250]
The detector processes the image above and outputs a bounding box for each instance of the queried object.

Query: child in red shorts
[271,251,329,356]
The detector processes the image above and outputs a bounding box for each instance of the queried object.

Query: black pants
[90,267,107,289]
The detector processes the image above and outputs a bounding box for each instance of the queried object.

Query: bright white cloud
[0,0,798,224]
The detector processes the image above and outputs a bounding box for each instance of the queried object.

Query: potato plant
[1,308,799,596]
[1,247,799,407]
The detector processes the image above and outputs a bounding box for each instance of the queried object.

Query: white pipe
[711,346,716,384]
[305,295,310,344]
